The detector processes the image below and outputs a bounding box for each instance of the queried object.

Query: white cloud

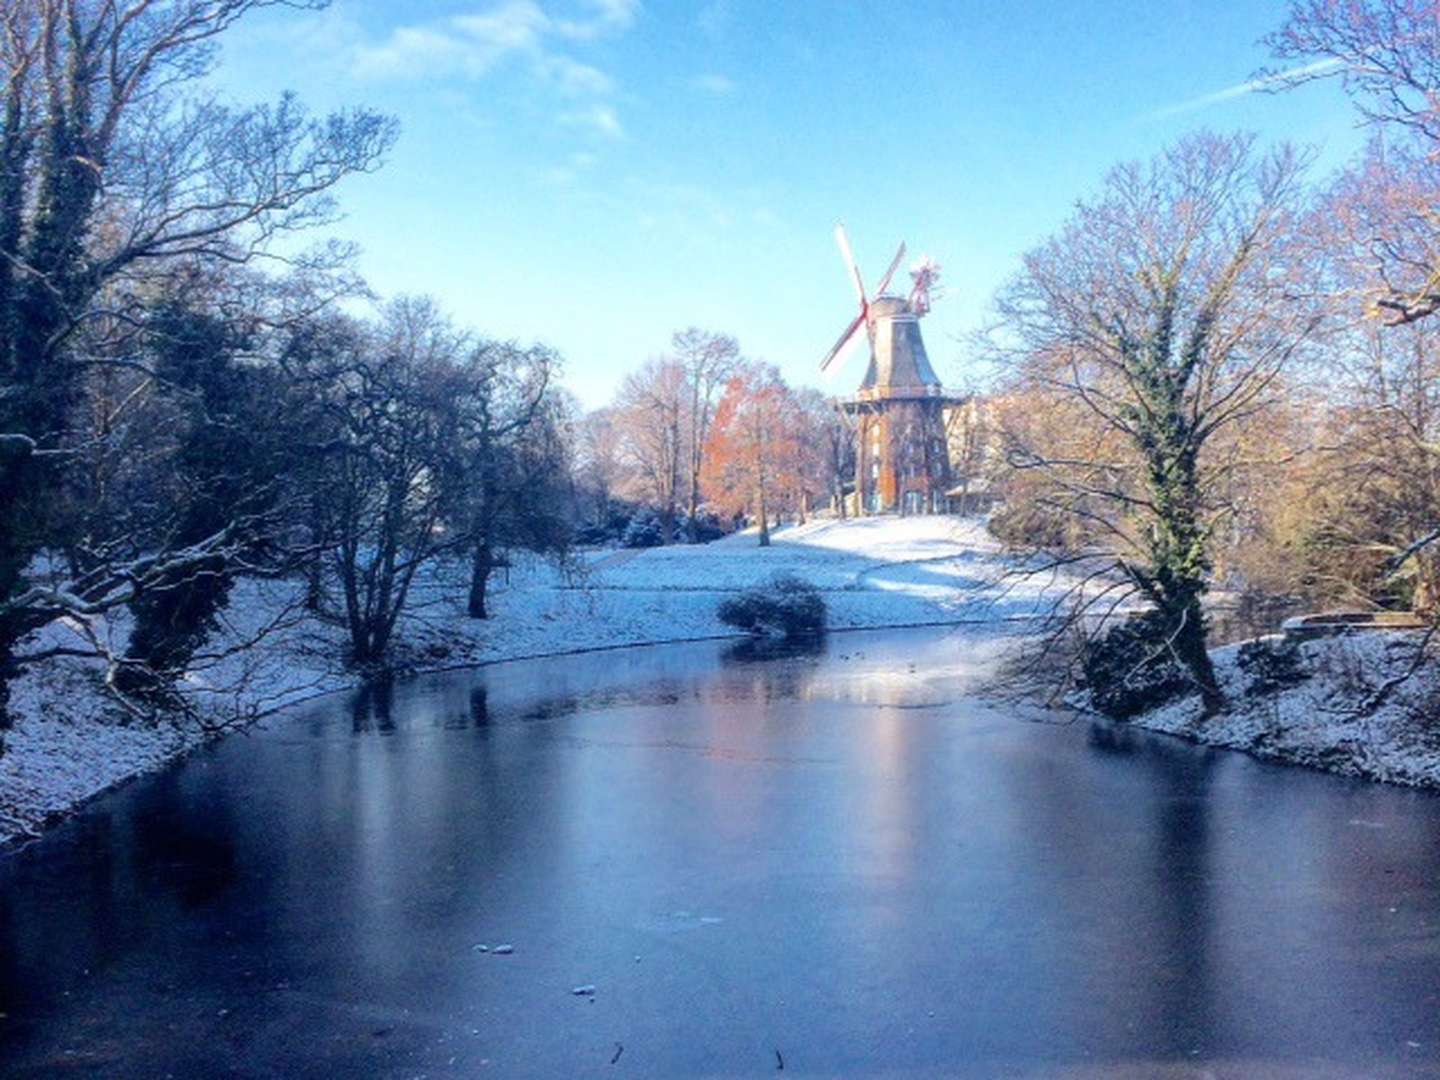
[349,1,639,146]
[560,103,625,139]
[538,54,615,95]
[691,73,734,95]
[538,148,602,186]
[353,1,546,79]
[350,1,634,84]
[1148,58,1344,119]
[553,0,640,40]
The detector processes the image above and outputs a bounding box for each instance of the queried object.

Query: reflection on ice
[3,626,1439,1078]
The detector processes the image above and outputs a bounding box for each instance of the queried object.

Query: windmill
[819,225,942,379]
[821,223,961,515]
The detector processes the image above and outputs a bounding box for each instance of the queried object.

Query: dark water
[2,628,1439,1079]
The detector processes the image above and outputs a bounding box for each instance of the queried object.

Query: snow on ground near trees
[2,515,1045,843]
[7,513,1440,845]
[1131,631,1440,790]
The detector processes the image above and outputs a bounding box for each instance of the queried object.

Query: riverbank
[3,516,1044,844]
[1128,630,1440,789]
[10,515,1440,847]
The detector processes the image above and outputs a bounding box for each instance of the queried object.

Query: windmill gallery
[821,225,975,516]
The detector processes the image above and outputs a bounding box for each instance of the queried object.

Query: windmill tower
[821,224,961,515]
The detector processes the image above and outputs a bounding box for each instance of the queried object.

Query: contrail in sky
[1147,57,1345,119]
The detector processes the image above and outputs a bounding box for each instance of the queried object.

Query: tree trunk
[468,543,493,619]
[757,483,770,547]
[304,511,326,612]
[339,546,372,666]
[667,407,682,544]
[687,471,700,544]
[688,376,705,543]
[1171,598,1224,715]
[305,554,324,612]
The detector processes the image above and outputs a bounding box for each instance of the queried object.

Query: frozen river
[2,628,1439,1077]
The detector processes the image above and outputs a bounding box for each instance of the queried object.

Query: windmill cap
[869,295,915,317]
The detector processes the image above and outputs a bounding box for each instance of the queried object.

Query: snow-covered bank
[1129,631,1440,789]
[3,515,1044,845]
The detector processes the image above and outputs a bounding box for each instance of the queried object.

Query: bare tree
[0,0,395,738]
[670,327,739,540]
[1263,1,1440,601]
[613,357,687,541]
[1265,0,1440,324]
[575,406,625,527]
[794,387,852,519]
[1264,0,1440,146]
[447,340,566,619]
[993,132,1320,714]
[1308,135,1440,328]
[943,396,995,515]
[309,299,467,668]
[1284,318,1440,610]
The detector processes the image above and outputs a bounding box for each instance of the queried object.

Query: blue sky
[211,1,1362,407]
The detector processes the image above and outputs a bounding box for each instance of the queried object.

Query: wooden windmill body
[820,226,963,515]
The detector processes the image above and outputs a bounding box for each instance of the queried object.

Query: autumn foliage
[701,363,803,546]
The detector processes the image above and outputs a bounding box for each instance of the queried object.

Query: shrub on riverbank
[1080,612,1191,720]
[717,575,826,638]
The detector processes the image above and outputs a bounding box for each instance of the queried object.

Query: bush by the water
[681,509,728,543]
[717,575,826,638]
[575,505,649,547]
[622,510,667,548]
[1236,636,1308,695]
[1081,612,1192,720]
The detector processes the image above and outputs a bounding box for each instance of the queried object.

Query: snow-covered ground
[1130,630,1440,789]
[2,515,1040,844]
[7,513,1439,847]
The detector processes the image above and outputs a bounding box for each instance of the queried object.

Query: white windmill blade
[819,312,867,377]
[833,222,867,306]
[872,242,907,297]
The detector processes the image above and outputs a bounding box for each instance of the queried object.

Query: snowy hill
[588,515,1017,605]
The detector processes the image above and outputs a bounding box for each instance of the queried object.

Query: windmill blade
[833,223,867,306]
[819,312,867,376]
[872,242,907,297]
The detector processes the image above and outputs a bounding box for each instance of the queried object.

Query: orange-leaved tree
[702,363,800,546]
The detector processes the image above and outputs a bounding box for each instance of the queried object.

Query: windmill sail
[819,311,867,376]
[833,223,867,305]
[873,242,906,296]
